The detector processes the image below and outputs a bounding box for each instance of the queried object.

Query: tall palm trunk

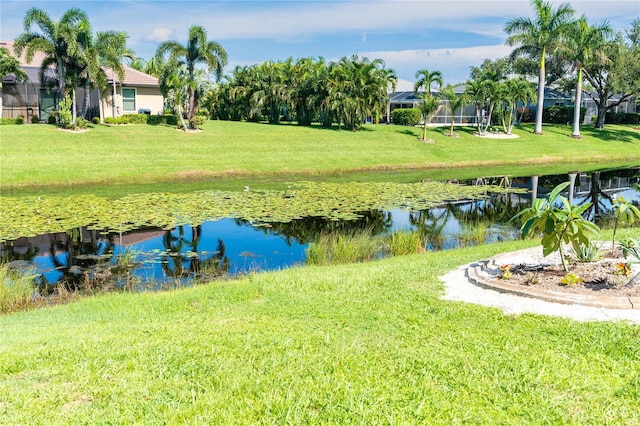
[571,66,583,138]
[534,52,546,134]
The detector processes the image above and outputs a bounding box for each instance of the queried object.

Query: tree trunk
[595,106,606,130]
[534,54,546,134]
[176,104,188,131]
[71,89,77,124]
[571,66,583,138]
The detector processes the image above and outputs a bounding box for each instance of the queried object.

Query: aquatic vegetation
[1,181,515,242]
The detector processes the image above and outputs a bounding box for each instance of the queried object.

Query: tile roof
[1,40,158,88]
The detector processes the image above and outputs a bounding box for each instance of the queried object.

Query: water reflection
[2,168,638,290]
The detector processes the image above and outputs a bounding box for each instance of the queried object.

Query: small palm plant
[610,195,640,251]
[512,182,600,271]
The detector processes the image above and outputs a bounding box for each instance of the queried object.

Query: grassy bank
[1,121,639,195]
[1,233,639,424]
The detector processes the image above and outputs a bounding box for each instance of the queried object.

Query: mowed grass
[1,121,639,193]
[1,234,640,424]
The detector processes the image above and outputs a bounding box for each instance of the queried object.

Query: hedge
[605,112,640,125]
[391,108,421,126]
[542,106,586,124]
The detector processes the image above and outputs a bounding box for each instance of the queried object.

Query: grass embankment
[1,121,638,196]
[2,231,640,424]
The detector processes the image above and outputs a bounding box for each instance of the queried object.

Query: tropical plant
[0,47,28,118]
[560,272,583,285]
[14,7,90,118]
[155,25,227,129]
[56,94,74,128]
[496,79,536,134]
[512,182,600,272]
[416,93,441,142]
[413,68,443,141]
[583,21,640,130]
[611,197,640,250]
[504,0,575,134]
[560,16,613,138]
[465,79,499,136]
[93,31,135,122]
[439,85,470,137]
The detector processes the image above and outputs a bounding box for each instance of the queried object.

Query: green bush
[148,114,178,126]
[122,113,148,124]
[15,116,24,125]
[0,118,17,125]
[190,114,207,129]
[76,118,89,129]
[605,112,640,125]
[542,106,586,125]
[57,95,74,129]
[104,114,148,125]
[92,117,100,125]
[48,114,57,125]
[391,108,421,126]
[31,115,40,124]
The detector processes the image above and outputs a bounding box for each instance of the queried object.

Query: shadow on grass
[253,121,376,132]
[579,126,640,143]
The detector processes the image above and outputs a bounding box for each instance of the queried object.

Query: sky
[1,0,638,89]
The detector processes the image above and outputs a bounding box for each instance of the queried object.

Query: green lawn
[1,234,639,424]
[1,121,639,196]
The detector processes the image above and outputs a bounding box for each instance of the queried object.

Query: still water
[3,168,638,290]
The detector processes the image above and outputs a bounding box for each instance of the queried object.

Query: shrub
[15,116,24,125]
[57,95,74,129]
[516,107,534,123]
[121,113,148,124]
[48,114,57,125]
[605,112,640,125]
[92,117,100,125]
[542,106,585,124]
[76,118,89,129]
[391,108,421,126]
[190,114,207,129]
[0,118,17,125]
[148,114,178,126]
[31,115,40,124]
[512,182,600,271]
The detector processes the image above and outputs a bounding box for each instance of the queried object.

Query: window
[122,88,136,112]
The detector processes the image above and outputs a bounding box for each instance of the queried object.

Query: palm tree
[414,69,443,141]
[14,7,89,102]
[155,25,227,128]
[561,16,613,138]
[504,0,575,134]
[417,93,440,142]
[439,85,470,137]
[0,47,28,118]
[414,69,443,94]
[94,31,135,121]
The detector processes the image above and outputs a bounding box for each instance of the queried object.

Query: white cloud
[362,44,515,83]
[141,27,175,44]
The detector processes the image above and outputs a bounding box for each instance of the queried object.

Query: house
[580,91,637,124]
[387,83,575,126]
[0,40,163,121]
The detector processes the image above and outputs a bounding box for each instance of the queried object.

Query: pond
[2,166,638,291]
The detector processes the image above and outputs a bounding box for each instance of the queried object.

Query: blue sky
[2,1,638,88]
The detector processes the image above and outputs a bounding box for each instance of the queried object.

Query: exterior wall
[102,85,163,118]
[134,86,164,115]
